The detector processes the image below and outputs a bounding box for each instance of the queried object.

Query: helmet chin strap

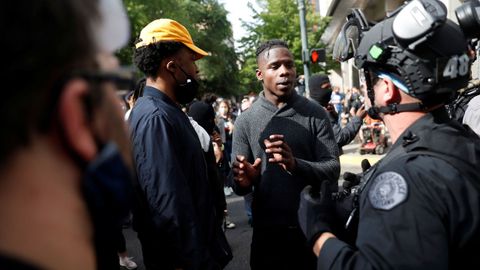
[367,102,426,120]
[366,88,428,119]
[376,102,426,114]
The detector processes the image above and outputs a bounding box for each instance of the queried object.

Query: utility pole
[297,0,310,97]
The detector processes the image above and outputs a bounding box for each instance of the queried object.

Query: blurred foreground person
[299,1,480,269]
[0,0,134,269]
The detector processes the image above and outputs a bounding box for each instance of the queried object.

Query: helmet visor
[333,20,360,61]
[333,9,369,62]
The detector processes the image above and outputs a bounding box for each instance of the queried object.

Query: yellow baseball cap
[135,19,208,60]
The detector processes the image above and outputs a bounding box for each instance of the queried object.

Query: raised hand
[264,134,296,172]
[232,155,261,188]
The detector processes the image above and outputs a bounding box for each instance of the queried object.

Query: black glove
[298,181,335,248]
[342,172,360,189]
[342,158,371,190]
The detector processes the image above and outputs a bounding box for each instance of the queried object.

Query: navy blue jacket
[129,86,218,269]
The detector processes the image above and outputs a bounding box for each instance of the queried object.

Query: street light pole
[297,0,310,97]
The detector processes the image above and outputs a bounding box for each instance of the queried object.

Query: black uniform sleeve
[317,156,473,270]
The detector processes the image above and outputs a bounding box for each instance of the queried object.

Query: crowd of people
[2,0,480,270]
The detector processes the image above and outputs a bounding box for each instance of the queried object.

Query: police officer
[298,0,480,269]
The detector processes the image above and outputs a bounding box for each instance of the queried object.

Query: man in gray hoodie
[231,39,340,269]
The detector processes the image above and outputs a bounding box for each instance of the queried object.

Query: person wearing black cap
[124,77,146,121]
[298,1,480,269]
[309,74,366,154]
[188,101,233,229]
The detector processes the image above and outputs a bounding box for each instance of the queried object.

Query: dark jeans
[250,226,316,270]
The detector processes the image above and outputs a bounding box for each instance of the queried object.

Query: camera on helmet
[392,0,447,50]
[456,0,480,40]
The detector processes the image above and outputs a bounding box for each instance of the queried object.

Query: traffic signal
[310,48,326,64]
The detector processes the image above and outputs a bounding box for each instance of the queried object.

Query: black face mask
[171,66,199,104]
[82,142,132,269]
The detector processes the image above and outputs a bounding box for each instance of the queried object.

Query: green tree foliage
[118,0,239,96]
[237,0,336,95]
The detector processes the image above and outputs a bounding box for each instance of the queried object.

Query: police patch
[368,172,408,210]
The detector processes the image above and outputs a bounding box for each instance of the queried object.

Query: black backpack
[447,82,480,122]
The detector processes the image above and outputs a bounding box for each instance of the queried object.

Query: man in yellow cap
[129,19,231,269]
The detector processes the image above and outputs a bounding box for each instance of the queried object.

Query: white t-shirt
[463,95,480,136]
[188,117,211,152]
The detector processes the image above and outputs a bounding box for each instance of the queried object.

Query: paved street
[339,141,384,175]
[122,141,386,270]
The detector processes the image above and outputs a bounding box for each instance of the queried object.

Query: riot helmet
[334,0,473,117]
